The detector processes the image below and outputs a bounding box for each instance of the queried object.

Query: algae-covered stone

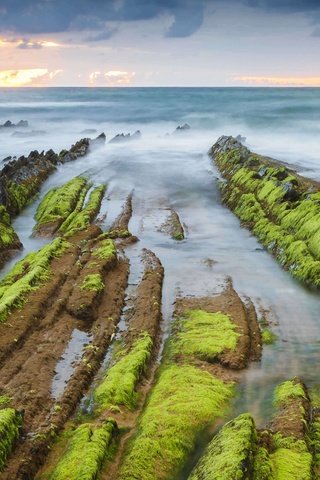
[0,237,70,323]
[170,309,241,361]
[94,332,153,411]
[189,413,257,480]
[45,419,116,480]
[0,408,22,471]
[210,135,320,287]
[270,436,312,480]
[118,364,234,480]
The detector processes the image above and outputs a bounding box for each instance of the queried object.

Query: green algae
[118,364,234,480]
[261,329,277,345]
[61,184,106,237]
[0,205,19,250]
[189,413,257,480]
[92,238,116,260]
[273,379,306,408]
[94,332,153,411]
[253,447,275,480]
[0,408,22,471]
[35,177,89,229]
[270,436,312,480]
[0,396,11,408]
[80,273,104,292]
[213,142,320,287]
[0,237,70,323]
[6,179,39,214]
[44,420,116,480]
[170,309,240,361]
[311,416,320,478]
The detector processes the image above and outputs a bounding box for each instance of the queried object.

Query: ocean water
[1,87,320,429]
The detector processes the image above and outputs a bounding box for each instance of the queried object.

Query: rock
[236,134,246,143]
[90,132,106,146]
[2,156,12,163]
[173,123,191,134]
[0,120,29,129]
[17,120,29,128]
[109,130,142,144]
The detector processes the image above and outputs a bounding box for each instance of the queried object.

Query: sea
[1,87,320,429]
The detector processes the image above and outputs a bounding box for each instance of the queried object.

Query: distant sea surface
[1,87,320,177]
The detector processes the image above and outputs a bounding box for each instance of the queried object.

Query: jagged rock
[109,130,141,143]
[236,134,247,143]
[90,132,106,146]
[173,123,191,134]
[0,120,29,129]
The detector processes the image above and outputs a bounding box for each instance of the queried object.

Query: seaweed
[118,364,234,480]
[44,420,116,480]
[94,332,153,411]
[0,237,70,323]
[189,413,257,480]
[170,309,240,361]
[80,273,104,292]
[61,185,106,237]
[273,379,306,407]
[211,137,320,287]
[34,177,89,230]
[0,408,22,471]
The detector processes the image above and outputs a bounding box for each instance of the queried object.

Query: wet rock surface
[109,130,141,143]
[210,135,320,287]
[0,134,106,268]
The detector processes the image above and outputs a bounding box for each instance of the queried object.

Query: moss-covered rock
[34,178,106,237]
[210,135,320,287]
[94,332,153,411]
[170,309,241,362]
[0,407,22,471]
[189,413,257,480]
[118,364,234,480]
[34,177,90,234]
[80,273,104,292]
[270,435,312,480]
[44,419,116,480]
[0,237,70,323]
[0,205,21,253]
[60,184,106,237]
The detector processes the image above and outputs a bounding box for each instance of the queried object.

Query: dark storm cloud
[0,0,207,38]
[244,0,320,13]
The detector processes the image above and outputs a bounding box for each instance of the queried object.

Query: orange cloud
[0,38,63,49]
[89,70,135,86]
[233,76,320,87]
[0,68,63,87]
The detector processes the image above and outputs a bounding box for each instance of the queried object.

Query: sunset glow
[0,68,48,86]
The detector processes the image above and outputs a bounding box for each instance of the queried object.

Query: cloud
[85,28,118,42]
[0,68,64,86]
[89,70,135,86]
[233,75,320,86]
[0,68,48,86]
[0,0,207,38]
[244,0,320,12]
[0,37,62,49]
[166,5,204,37]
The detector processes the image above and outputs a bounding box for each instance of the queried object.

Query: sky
[0,0,320,87]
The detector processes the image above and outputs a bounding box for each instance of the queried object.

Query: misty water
[1,87,320,429]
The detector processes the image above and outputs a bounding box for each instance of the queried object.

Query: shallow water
[1,87,320,428]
